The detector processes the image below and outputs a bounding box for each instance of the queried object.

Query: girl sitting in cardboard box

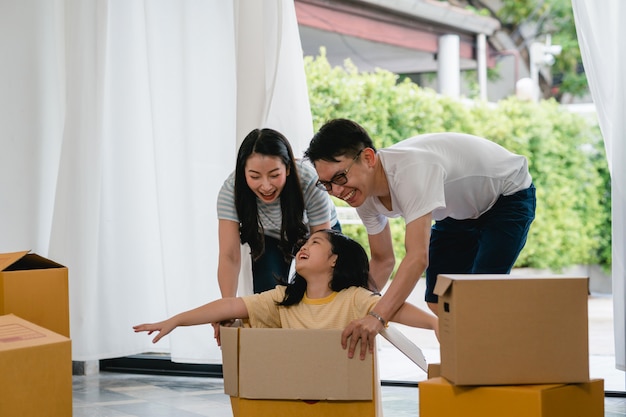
[134,229,438,357]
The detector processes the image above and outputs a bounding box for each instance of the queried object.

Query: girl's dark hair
[279,230,371,306]
[304,118,376,163]
[235,128,308,261]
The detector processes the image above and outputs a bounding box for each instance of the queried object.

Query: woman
[216,128,340,298]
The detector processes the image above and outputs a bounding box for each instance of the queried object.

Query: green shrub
[305,50,611,274]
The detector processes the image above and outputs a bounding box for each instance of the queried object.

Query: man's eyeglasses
[316,149,363,192]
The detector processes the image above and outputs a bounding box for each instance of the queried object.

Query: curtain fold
[0,1,65,254]
[234,0,313,156]
[572,0,626,372]
[0,0,313,363]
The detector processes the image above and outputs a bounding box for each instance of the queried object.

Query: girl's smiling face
[244,153,289,203]
[295,232,337,277]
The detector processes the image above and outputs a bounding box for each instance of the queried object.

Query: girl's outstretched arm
[133,297,248,343]
[390,302,439,341]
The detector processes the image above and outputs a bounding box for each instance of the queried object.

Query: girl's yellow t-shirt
[241,286,380,329]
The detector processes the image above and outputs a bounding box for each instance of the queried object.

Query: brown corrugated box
[434,274,589,385]
[419,376,603,417]
[0,314,72,417]
[0,250,70,337]
[221,326,378,417]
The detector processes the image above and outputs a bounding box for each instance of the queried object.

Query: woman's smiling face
[244,153,289,203]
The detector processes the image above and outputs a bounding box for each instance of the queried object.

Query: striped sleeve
[216,172,239,222]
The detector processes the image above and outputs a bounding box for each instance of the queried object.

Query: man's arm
[342,212,432,359]
[368,222,395,292]
[371,212,431,324]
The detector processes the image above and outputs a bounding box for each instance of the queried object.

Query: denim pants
[251,222,342,293]
[425,184,536,303]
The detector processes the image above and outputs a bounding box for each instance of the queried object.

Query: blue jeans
[425,184,536,303]
[251,235,290,293]
[251,222,342,293]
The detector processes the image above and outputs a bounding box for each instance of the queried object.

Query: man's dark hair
[304,119,376,163]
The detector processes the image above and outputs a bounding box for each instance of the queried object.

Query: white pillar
[437,34,460,98]
[529,42,542,101]
[477,33,488,101]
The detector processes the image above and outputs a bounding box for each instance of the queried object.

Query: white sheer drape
[572,0,626,372]
[0,0,313,363]
[234,1,313,156]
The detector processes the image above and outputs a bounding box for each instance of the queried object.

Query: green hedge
[305,49,611,273]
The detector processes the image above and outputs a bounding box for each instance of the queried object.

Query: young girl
[217,128,340,297]
[134,230,438,352]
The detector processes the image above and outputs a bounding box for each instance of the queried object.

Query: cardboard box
[435,274,589,385]
[427,363,441,379]
[0,314,72,417]
[0,250,70,337]
[419,377,604,417]
[221,326,378,417]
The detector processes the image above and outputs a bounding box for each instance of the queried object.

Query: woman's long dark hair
[234,128,308,261]
[279,230,371,306]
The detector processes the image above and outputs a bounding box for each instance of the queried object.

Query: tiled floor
[73,282,626,416]
[72,371,626,417]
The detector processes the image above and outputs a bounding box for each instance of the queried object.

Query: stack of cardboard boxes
[0,251,72,417]
[419,274,604,417]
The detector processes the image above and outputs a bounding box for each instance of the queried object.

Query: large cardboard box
[419,377,604,417]
[221,326,378,417]
[0,314,72,417]
[434,274,589,385]
[0,250,70,337]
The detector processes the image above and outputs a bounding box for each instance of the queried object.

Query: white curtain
[572,0,626,372]
[0,0,313,363]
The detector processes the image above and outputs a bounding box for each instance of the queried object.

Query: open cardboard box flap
[379,325,428,373]
[434,273,588,298]
[0,251,30,272]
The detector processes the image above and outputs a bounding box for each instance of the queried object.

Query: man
[304,119,535,359]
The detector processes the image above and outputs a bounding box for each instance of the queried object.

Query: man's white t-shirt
[357,133,533,234]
